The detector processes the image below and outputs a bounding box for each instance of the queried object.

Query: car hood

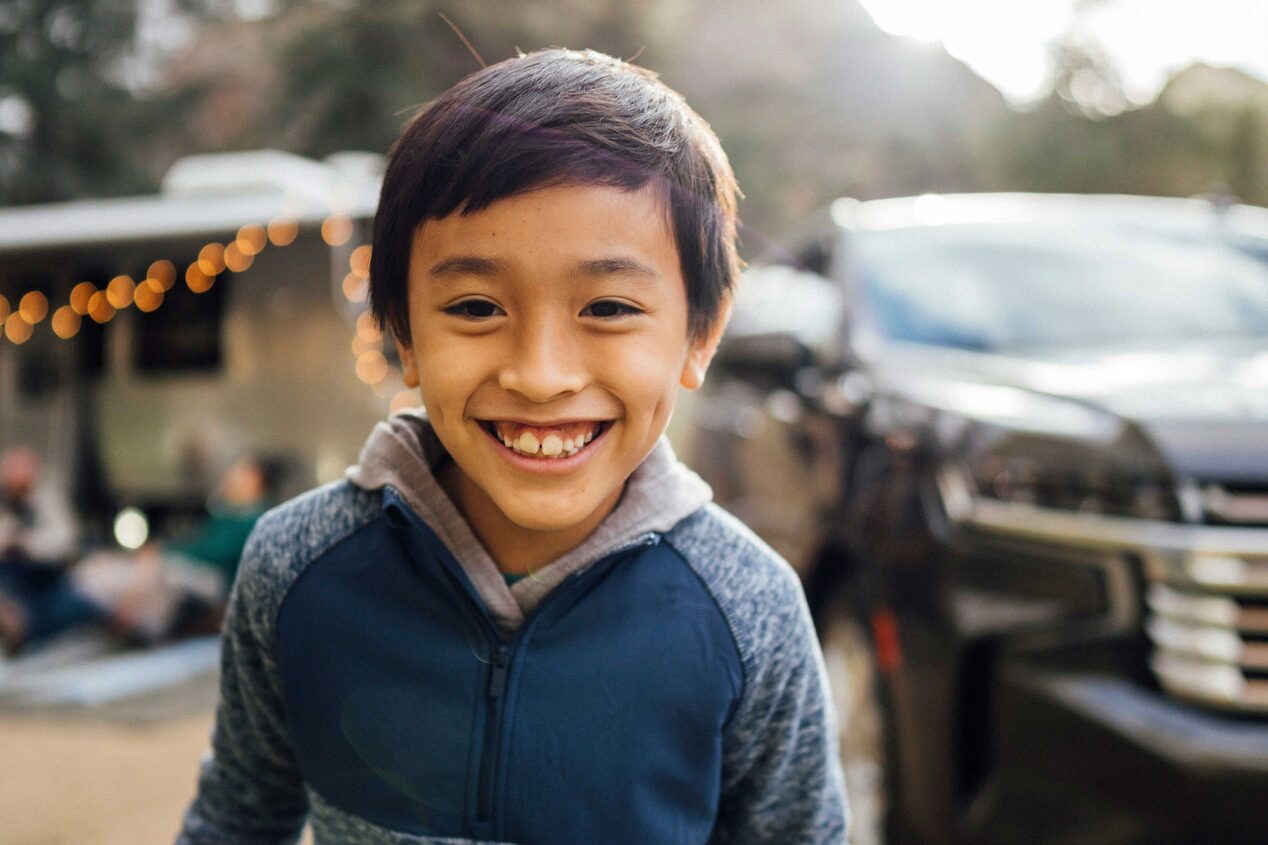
[871,338,1268,482]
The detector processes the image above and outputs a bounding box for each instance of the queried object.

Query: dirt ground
[0,711,214,845]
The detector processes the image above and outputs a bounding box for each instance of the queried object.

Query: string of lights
[0,213,415,412]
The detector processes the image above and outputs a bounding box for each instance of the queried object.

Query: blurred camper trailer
[0,150,396,543]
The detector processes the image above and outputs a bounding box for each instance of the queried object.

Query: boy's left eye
[582,300,643,318]
[444,299,504,319]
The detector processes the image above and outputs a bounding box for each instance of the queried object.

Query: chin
[501,503,594,533]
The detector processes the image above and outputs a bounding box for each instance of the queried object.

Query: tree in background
[0,0,145,202]
[2,0,1267,221]
[1228,105,1266,203]
[978,0,1268,207]
[659,0,1006,237]
[158,0,669,163]
[986,64,1268,207]
[0,0,1012,229]
[0,0,236,204]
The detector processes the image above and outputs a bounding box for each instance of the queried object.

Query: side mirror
[714,264,846,389]
[713,330,814,389]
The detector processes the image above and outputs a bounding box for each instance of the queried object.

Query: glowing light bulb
[268,218,299,247]
[147,259,177,291]
[134,279,164,312]
[4,312,33,344]
[349,244,372,278]
[186,263,214,293]
[236,223,267,256]
[113,507,149,550]
[70,282,96,315]
[198,243,226,275]
[19,290,48,323]
[322,216,353,246]
[88,291,116,323]
[355,310,382,341]
[224,241,254,273]
[355,350,388,384]
[389,389,418,415]
[106,275,135,309]
[51,305,81,338]
[342,271,368,302]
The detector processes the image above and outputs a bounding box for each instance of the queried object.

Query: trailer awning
[0,150,382,254]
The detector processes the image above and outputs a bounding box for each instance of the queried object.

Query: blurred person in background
[0,446,79,654]
[0,454,283,653]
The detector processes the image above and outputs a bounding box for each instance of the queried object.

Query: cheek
[415,340,481,418]
[601,314,689,365]
[596,337,688,419]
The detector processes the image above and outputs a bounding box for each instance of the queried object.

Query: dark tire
[820,593,893,845]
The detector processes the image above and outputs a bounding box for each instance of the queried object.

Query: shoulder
[663,503,810,670]
[664,503,806,617]
[232,479,382,643]
[245,478,382,565]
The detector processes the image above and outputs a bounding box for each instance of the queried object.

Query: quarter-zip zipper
[466,534,659,837]
[386,492,660,839]
[477,643,511,823]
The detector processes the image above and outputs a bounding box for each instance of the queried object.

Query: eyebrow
[426,255,659,281]
[427,256,507,278]
[574,257,659,280]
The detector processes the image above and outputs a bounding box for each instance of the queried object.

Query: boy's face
[396,184,724,538]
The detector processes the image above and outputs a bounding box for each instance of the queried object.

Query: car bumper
[974,663,1268,842]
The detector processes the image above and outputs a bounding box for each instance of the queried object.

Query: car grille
[1144,550,1268,714]
[936,466,1268,714]
[1201,483,1268,528]
[1144,483,1268,713]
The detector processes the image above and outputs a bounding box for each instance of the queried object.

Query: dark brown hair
[369,48,739,345]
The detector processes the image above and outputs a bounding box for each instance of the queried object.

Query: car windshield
[855,224,1268,352]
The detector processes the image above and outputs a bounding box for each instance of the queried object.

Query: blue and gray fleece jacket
[177,411,847,844]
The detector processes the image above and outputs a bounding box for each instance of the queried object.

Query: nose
[497,314,588,402]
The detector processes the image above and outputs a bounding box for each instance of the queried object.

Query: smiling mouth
[478,420,612,459]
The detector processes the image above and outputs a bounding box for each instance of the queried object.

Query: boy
[178,49,846,844]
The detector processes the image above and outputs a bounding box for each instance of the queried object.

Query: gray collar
[345,409,712,637]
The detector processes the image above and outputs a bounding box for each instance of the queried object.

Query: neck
[437,461,624,575]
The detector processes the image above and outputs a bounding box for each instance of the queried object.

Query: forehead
[407,184,681,283]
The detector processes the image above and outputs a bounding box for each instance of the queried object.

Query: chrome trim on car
[1203,484,1268,526]
[935,466,1142,632]
[1151,653,1268,714]
[936,466,1268,593]
[937,467,1268,713]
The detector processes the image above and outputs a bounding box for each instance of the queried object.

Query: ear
[679,298,732,391]
[395,338,420,388]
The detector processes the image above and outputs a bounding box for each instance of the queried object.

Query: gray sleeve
[176,530,308,844]
[668,506,848,845]
[712,571,849,845]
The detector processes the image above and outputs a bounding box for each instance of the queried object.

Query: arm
[713,581,849,844]
[177,535,308,844]
[18,485,78,563]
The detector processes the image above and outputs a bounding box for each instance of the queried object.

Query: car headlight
[884,375,1182,522]
[964,434,1181,521]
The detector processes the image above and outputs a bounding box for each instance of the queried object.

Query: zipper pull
[488,645,510,698]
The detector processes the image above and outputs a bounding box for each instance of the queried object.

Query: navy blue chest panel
[277,501,742,844]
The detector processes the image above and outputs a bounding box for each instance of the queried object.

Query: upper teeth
[503,425,599,457]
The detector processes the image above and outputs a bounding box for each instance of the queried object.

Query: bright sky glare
[857,0,1268,104]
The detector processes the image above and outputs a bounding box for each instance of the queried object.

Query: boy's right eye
[443,299,504,319]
